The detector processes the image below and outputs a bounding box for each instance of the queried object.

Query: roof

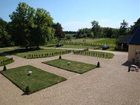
[129,27,140,45]
[117,34,133,44]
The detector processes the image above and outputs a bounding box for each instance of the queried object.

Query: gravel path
[0,51,140,105]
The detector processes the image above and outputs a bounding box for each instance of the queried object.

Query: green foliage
[25,86,30,95]
[91,20,101,38]
[96,61,100,68]
[131,18,140,33]
[75,24,119,38]
[3,65,7,71]
[0,56,14,66]
[0,18,12,47]
[9,2,54,48]
[59,55,62,59]
[53,23,64,39]
[119,20,128,36]
[64,38,116,48]
[15,49,71,59]
[73,50,114,59]
[45,59,96,74]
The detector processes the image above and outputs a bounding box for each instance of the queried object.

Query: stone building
[128,27,140,63]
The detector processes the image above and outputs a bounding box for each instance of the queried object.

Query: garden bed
[1,65,66,94]
[43,59,96,74]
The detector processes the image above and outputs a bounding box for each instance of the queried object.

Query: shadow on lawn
[0,47,41,56]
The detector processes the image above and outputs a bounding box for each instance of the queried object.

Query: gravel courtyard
[0,51,140,105]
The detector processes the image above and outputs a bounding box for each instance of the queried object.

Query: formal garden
[0,1,139,98]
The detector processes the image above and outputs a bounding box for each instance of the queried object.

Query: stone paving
[0,50,140,105]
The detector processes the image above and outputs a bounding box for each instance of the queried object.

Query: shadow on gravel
[122,60,131,67]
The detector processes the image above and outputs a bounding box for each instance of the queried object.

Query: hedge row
[23,50,71,59]
[0,58,14,66]
[73,50,114,59]
[64,41,115,47]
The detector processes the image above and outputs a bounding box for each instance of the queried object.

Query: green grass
[1,65,66,94]
[0,56,14,66]
[44,59,96,74]
[64,38,116,48]
[15,49,71,59]
[0,47,17,53]
[74,50,114,59]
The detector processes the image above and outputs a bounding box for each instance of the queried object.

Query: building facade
[128,28,140,63]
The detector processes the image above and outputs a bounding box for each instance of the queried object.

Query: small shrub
[59,55,62,59]
[25,86,30,95]
[3,65,7,71]
[96,61,100,68]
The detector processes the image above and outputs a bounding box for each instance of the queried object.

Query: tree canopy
[9,2,54,48]
[0,18,11,47]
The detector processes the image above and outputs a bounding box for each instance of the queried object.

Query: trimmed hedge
[73,50,114,59]
[23,50,71,59]
[0,57,14,66]
[64,41,115,48]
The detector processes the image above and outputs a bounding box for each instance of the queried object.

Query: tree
[9,2,54,49]
[131,18,140,33]
[0,18,11,47]
[76,28,92,38]
[119,20,128,36]
[53,23,64,40]
[103,28,113,38]
[91,20,101,38]
[9,2,35,48]
[32,8,54,48]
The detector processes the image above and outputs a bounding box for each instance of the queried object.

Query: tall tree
[9,2,35,48]
[103,28,113,38]
[0,18,11,47]
[119,20,128,36]
[33,8,54,48]
[9,2,54,49]
[131,18,140,33]
[91,20,101,38]
[53,23,64,40]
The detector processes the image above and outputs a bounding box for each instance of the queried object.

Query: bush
[59,55,62,59]
[3,65,7,71]
[96,61,100,68]
[25,86,30,95]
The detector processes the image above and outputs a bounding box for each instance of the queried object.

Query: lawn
[44,59,96,74]
[1,65,66,94]
[63,38,116,48]
[15,49,71,59]
[0,56,14,66]
[0,47,17,53]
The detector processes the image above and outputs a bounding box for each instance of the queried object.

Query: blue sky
[0,0,140,31]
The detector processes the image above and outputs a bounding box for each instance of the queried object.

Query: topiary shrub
[25,86,30,95]
[3,65,7,71]
[59,55,62,59]
[96,61,100,68]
